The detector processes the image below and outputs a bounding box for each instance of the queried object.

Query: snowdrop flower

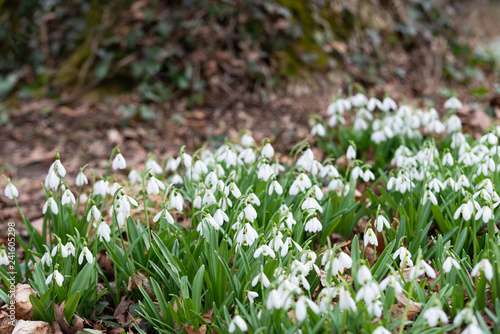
[362,169,375,182]
[236,223,259,246]
[64,242,75,257]
[40,252,52,267]
[357,265,373,285]
[393,247,413,267]
[444,97,462,110]
[247,291,258,303]
[166,157,181,171]
[442,152,454,166]
[375,215,390,232]
[87,205,101,223]
[254,245,276,258]
[457,174,470,189]
[381,97,397,112]
[372,326,391,334]
[76,170,89,187]
[4,180,18,200]
[423,305,448,327]
[364,228,378,247]
[147,175,165,195]
[471,258,493,280]
[243,204,257,222]
[301,197,323,213]
[112,151,126,170]
[453,307,478,327]
[97,219,111,242]
[229,182,242,198]
[228,315,247,333]
[462,323,483,334]
[345,147,358,164]
[153,208,174,225]
[269,180,283,195]
[410,260,436,280]
[295,296,320,322]
[78,244,94,265]
[213,209,228,226]
[252,272,270,288]
[93,179,108,197]
[422,189,438,206]
[453,201,474,221]
[338,286,357,311]
[45,158,66,189]
[304,216,322,233]
[241,134,255,147]
[261,143,274,158]
[257,163,274,181]
[170,192,184,212]
[311,123,326,137]
[43,197,59,215]
[128,169,141,184]
[146,159,163,175]
[475,205,492,223]
[61,188,76,206]
[380,275,403,293]
[290,173,312,195]
[193,160,208,175]
[321,164,339,178]
[46,268,64,287]
[480,132,498,146]
[367,299,383,317]
[51,243,68,258]
[351,166,363,180]
[443,257,460,273]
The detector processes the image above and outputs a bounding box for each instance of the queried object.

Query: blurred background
[1,0,500,222]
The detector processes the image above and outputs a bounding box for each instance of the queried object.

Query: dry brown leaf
[182,324,207,334]
[15,284,38,320]
[0,309,16,334]
[127,270,152,295]
[391,293,421,320]
[201,310,213,324]
[54,302,84,334]
[114,296,133,326]
[12,320,54,334]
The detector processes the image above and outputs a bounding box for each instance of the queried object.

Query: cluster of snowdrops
[1,94,499,333]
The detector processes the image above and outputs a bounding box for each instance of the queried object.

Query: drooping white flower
[166,157,181,171]
[261,143,274,158]
[295,296,320,322]
[475,205,492,223]
[364,228,378,247]
[268,180,283,195]
[43,197,59,215]
[444,97,463,110]
[93,179,108,196]
[76,171,89,187]
[241,134,255,147]
[393,247,413,267]
[228,315,247,333]
[338,286,357,311]
[213,209,228,226]
[61,188,76,206]
[304,216,322,233]
[87,205,101,223]
[247,291,258,303]
[471,258,493,280]
[375,215,390,232]
[301,197,323,213]
[147,176,165,195]
[78,245,94,265]
[311,123,326,137]
[442,257,460,273]
[97,220,111,242]
[422,190,438,206]
[4,181,19,200]
[40,252,52,267]
[252,272,270,288]
[64,242,75,257]
[423,306,448,327]
[257,163,274,181]
[153,208,174,225]
[170,192,184,212]
[254,245,276,259]
[380,275,403,293]
[236,223,259,246]
[46,269,64,287]
[410,260,436,280]
[51,243,68,258]
[112,153,126,170]
[243,204,257,222]
[442,152,454,166]
[372,326,391,334]
[357,265,373,286]
[128,169,141,184]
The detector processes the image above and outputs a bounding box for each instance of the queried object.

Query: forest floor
[1,1,500,244]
